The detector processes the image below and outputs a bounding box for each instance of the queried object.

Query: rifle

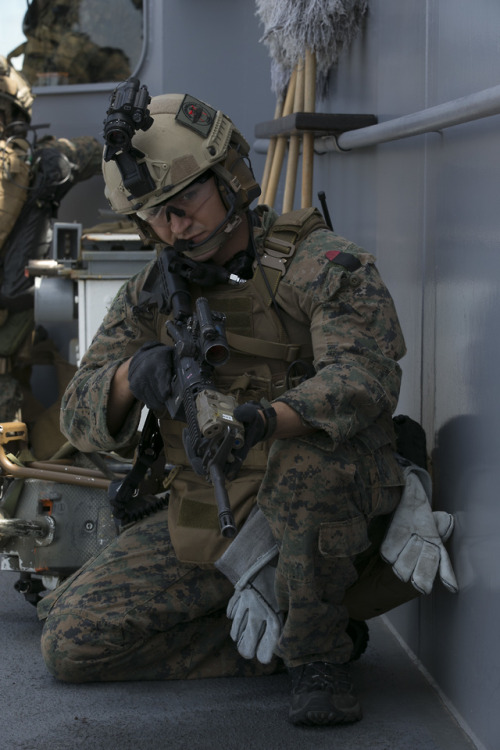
[157,247,244,538]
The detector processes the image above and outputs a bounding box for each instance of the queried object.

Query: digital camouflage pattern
[61,206,406,457]
[46,206,407,679]
[258,438,403,666]
[39,508,280,681]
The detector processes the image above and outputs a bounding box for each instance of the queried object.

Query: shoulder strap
[264,207,328,257]
[254,207,328,305]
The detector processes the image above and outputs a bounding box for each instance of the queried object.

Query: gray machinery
[0,227,155,603]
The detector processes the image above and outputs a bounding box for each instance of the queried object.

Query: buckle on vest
[264,236,296,257]
[259,253,288,275]
[260,236,296,277]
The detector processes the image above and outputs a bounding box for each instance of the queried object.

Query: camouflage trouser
[256,436,404,668]
[38,438,407,682]
[38,508,280,683]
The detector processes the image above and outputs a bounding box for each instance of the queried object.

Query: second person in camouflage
[0,55,102,436]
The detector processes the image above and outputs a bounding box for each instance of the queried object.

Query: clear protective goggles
[136,172,214,226]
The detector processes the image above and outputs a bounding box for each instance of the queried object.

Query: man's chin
[174,237,218,263]
[190,248,217,262]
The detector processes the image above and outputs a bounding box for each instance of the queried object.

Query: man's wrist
[259,398,278,439]
[271,400,315,439]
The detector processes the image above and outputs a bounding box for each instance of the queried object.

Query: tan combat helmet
[103,91,260,256]
[0,56,34,127]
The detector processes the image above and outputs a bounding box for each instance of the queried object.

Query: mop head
[255,0,368,97]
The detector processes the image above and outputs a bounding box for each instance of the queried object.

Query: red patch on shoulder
[325,250,340,261]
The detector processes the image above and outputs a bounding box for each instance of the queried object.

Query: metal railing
[254,83,500,154]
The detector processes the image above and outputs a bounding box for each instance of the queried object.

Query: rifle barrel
[209,463,236,538]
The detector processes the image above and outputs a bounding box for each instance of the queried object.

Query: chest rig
[221,206,328,365]
[131,209,335,560]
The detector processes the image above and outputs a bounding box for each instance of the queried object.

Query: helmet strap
[174,186,242,260]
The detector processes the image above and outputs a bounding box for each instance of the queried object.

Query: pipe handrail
[253,83,500,154]
[336,83,500,150]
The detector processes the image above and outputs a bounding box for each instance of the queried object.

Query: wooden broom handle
[282,57,305,213]
[301,48,316,208]
[259,97,283,204]
[262,67,297,207]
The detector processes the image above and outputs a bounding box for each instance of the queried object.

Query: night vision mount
[103,77,156,199]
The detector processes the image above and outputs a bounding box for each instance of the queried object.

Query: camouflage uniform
[39,206,407,681]
[37,134,104,181]
[0,133,102,427]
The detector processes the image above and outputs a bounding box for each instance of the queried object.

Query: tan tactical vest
[0,137,30,251]
[157,207,327,563]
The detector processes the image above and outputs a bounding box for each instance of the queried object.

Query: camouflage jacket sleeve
[60,260,156,452]
[274,228,406,448]
[38,135,102,182]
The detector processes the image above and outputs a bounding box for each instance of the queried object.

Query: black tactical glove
[128,341,173,413]
[232,399,277,463]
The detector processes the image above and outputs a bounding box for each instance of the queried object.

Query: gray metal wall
[29,2,499,748]
[315,2,499,748]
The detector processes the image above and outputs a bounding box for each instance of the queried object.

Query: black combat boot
[347,618,369,661]
[288,661,362,726]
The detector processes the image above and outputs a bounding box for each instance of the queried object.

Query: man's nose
[169,211,191,234]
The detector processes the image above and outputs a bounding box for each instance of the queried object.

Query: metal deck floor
[1,571,476,750]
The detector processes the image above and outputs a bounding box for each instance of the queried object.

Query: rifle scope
[196,297,230,367]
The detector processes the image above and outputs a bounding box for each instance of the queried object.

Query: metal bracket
[254,112,378,140]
